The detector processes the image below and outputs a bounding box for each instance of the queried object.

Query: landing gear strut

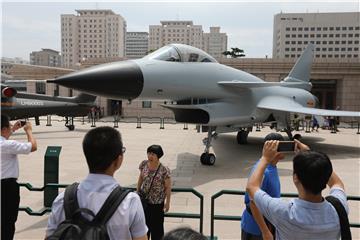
[200,127,216,166]
[65,117,75,131]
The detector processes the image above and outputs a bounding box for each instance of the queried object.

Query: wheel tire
[200,153,208,165]
[68,125,75,131]
[207,153,216,165]
[237,131,248,144]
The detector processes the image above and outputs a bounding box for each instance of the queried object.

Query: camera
[277,141,295,152]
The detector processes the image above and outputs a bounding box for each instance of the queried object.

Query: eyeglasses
[122,147,126,154]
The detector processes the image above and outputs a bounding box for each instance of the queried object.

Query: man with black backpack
[45,126,148,240]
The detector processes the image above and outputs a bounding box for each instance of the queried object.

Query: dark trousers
[145,203,164,240]
[1,178,20,240]
[241,229,263,240]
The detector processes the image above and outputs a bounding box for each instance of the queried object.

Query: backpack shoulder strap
[325,195,352,240]
[63,182,80,220]
[93,186,132,225]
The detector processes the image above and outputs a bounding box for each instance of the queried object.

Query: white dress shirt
[0,136,32,179]
[46,174,148,240]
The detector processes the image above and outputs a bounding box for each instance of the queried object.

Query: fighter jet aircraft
[49,43,360,164]
[1,84,96,130]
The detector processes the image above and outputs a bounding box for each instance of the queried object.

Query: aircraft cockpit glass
[145,44,217,63]
[146,46,181,62]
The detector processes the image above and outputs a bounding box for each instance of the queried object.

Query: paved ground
[10,117,360,239]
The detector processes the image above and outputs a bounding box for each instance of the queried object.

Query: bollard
[46,115,52,126]
[331,123,337,134]
[113,115,119,128]
[357,122,360,134]
[136,117,142,128]
[160,118,165,129]
[44,146,61,207]
[305,120,311,133]
[82,116,85,125]
[183,123,188,130]
[256,123,261,132]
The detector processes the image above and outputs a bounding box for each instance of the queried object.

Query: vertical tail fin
[283,43,315,83]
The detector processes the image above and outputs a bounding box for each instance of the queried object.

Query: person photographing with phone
[1,115,37,240]
[241,133,285,240]
[246,137,350,239]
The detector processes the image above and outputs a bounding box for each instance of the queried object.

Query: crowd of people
[1,114,351,240]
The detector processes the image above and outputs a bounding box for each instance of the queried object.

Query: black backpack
[47,183,131,240]
[325,195,352,240]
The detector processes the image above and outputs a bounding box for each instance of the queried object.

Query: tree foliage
[222,47,246,58]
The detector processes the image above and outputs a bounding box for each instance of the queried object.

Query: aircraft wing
[257,96,360,117]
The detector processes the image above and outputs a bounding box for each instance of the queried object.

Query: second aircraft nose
[50,60,144,100]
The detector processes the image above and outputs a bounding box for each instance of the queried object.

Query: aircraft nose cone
[51,61,143,100]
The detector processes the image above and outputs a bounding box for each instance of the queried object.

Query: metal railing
[210,190,360,240]
[18,183,204,233]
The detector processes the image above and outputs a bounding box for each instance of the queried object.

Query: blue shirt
[254,187,348,240]
[241,159,281,236]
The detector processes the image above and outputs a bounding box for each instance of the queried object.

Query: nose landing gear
[200,127,217,165]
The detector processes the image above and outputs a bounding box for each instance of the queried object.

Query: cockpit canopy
[144,44,218,63]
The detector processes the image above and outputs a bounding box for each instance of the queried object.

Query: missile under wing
[49,43,360,164]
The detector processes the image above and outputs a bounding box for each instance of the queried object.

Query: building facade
[61,9,126,68]
[125,32,149,59]
[149,21,203,51]
[203,27,228,60]
[273,12,360,59]
[30,48,61,67]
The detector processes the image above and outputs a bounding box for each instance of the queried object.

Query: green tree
[222,47,246,58]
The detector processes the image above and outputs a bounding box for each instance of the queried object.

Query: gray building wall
[273,12,360,59]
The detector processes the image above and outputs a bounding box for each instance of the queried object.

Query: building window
[142,101,152,108]
[35,82,46,94]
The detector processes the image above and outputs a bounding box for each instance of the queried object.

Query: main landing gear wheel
[200,153,216,166]
[237,130,249,144]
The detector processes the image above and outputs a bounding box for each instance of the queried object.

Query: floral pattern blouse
[139,160,171,204]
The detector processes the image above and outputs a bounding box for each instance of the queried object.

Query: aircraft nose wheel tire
[200,153,216,166]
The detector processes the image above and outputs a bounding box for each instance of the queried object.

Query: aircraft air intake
[2,87,17,98]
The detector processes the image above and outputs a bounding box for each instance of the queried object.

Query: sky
[1,1,359,60]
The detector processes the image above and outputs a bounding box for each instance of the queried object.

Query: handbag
[139,163,161,211]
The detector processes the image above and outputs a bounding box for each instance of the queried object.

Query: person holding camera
[246,139,349,239]
[241,133,285,240]
[137,145,171,240]
[1,115,37,240]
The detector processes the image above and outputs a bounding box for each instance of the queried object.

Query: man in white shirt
[246,139,348,240]
[1,115,37,240]
[45,126,148,240]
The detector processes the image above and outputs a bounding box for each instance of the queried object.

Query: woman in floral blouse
[137,144,171,240]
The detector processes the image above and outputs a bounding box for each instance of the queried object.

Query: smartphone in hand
[277,141,295,152]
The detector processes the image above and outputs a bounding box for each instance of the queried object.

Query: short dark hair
[147,144,164,159]
[264,133,284,142]
[82,127,123,173]
[293,151,333,195]
[163,227,207,240]
[1,115,10,129]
